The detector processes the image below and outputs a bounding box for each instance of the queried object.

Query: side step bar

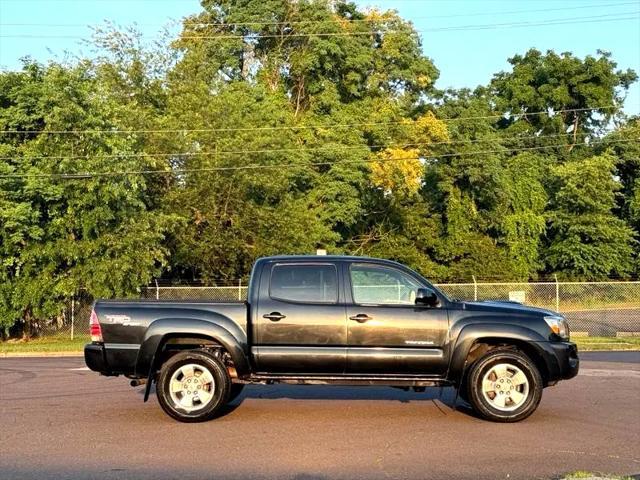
[244,374,451,387]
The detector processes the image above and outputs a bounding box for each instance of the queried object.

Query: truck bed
[89,300,248,376]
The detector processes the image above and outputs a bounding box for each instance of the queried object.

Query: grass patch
[574,336,640,351]
[564,473,594,479]
[563,471,632,480]
[0,335,87,354]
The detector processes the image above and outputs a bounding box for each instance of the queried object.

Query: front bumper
[548,342,580,380]
[84,343,109,373]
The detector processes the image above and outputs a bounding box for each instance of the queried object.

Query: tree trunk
[22,307,33,340]
[241,42,255,80]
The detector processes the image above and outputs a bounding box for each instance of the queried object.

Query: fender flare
[136,317,250,385]
[447,322,549,385]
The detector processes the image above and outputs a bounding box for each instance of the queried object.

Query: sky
[0,0,638,114]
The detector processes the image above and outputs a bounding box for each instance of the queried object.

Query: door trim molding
[347,347,443,357]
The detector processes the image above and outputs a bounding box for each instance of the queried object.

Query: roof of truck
[257,255,404,265]
[255,255,431,283]
[260,255,374,261]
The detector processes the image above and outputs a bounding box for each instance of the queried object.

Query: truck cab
[250,256,449,375]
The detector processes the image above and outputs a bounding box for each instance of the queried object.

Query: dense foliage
[0,0,638,336]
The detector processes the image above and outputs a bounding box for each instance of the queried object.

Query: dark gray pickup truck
[85,255,579,422]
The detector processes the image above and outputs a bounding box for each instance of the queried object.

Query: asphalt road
[1,352,639,480]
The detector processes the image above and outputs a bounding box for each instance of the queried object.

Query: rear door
[345,262,449,375]
[253,262,347,373]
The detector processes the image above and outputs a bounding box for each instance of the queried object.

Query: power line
[0,106,621,136]
[2,2,636,28]
[0,133,609,162]
[1,12,637,39]
[1,140,637,179]
[180,14,640,39]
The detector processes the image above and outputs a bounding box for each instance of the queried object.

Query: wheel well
[464,338,550,386]
[157,335,236,376]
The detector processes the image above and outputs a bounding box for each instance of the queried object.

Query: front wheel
[156,350,231,422]
[466,348,543,423]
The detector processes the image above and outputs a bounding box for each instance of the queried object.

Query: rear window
[270,264,338,303]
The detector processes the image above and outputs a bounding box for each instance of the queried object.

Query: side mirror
[415,287,440,307]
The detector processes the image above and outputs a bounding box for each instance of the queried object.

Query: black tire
[466,348,543,423]
[156,350,231,423]
[227,383,245,403]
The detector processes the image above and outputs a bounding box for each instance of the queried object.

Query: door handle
[263,312,286,322]
[349,314,372,323]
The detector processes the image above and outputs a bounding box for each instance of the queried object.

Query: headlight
[544,315,570,340]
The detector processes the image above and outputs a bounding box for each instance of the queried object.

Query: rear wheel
[157,350,230,422]
[466,348,543,422]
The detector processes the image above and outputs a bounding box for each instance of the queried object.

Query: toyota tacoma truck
[85,255,579,423]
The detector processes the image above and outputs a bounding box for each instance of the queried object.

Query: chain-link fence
[35,280,640,341]
[140,286,248,301]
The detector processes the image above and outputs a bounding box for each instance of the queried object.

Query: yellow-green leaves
[370,113,448,196]
[370,147,422,196]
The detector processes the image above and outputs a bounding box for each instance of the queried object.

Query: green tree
[600,118,640,274]
[424,88,528,280]
[601,118,640,226]
[164,0,446,280]
[0,59,173,337]
[491,49,637,146]
[545,153,635,279]
[499,153,548,279]
[3,1,640,341]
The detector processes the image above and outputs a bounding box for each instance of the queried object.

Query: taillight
[90,309,103,342]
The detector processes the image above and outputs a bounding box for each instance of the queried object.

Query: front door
[253,262,347,373]
[345,263,449,375]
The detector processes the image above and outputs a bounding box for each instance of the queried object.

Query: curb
[0,351,83,358]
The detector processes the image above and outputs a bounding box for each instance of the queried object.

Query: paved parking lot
[1,352,639,480]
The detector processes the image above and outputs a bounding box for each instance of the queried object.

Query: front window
[350,264,422,305]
